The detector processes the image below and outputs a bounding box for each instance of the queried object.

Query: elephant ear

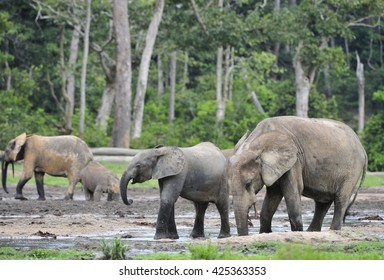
[11,133,27,160]
[234,130,250,152]
[152,147,185,179]
[258,132,298,187]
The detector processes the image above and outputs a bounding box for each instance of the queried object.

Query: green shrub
[361,113,384,171]
[100,238,129,260]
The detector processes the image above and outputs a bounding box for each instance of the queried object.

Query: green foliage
[100,238,129,260]
[71,109,110,147]
[187,242,221,260]
[1,0,384,171]
[137,241,384,260]
[361,113,384,171]
[0,247,94,260]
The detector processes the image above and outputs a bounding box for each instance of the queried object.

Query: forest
[1,0,384,170]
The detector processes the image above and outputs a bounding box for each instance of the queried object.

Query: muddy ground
[0,184,383,258]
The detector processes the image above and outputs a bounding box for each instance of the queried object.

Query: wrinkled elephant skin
[79,161,120,202]
[120,142,230,240]
[227,116,368,236]
[2,133,93,200]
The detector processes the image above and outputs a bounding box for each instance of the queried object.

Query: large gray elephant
[119,142,230,240]
[227,116,368,236]
[2,133,93,200]
[79,161,120,202]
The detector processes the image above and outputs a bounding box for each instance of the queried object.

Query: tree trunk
[215,0,225,124]
[216,46,225,123]
[157,54,164,95]
[169,51,177,124]
[182,51,189,92]
[293,42,314,118]
[131,0,165,139]
[65,27,80,134]
[356,52,365,131]
[111,0,132,148]
[96,81,115,130]
[78,0,91,139]
[323,63,332,99]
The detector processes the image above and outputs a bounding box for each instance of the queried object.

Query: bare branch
[46,72,65,115]
[189,0,209,36]
[348,16,381,28]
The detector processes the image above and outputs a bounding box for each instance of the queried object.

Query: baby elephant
[120,142,230,240]
[79,161,120,202]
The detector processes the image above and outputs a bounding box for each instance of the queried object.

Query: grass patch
[0,247,94,260]
[363,174,384,188]
[3,161,158,189]
[136,241,384,260]
[100,238,130,260]
[4,161,383,189]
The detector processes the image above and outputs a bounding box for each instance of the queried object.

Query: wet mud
[0,184,383,258]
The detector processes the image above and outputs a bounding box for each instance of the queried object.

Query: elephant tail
[343,154,368,223]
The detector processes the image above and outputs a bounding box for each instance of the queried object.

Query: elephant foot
[218,232,231,239]
[63,194,74,200]
[190,231,205,239]
[15,194,28,200]
[37,196,46,201]
[154,232,179,240]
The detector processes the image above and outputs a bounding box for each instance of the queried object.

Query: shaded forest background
[1,0,384,170]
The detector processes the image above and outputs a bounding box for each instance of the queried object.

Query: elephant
[221,147,258,223]
[79,161,120,202]
[119,142,231,240]
[2,133,93,200]
[227,116,368,236]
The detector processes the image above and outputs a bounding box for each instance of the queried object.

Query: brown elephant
[227,116,368,236]
[2,133,93,200]
[79,161,120,201]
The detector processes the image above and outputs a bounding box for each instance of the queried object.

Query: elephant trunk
[119,171,133,205]
[234,201,249,236]
[2,159,11,194]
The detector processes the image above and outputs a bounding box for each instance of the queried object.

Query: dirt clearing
[0,184,383,258]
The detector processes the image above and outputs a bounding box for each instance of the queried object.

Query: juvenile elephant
[79,161,120,202]
[2,133,93,200]
[119,142,230,240]
[227,116,367,236]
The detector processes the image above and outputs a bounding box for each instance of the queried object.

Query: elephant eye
[136,164,141,169]
[245,182,252,191]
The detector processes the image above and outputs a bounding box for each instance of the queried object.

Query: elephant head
[2,133,27,194]
[228,131,298,236]
[119,146,185,205]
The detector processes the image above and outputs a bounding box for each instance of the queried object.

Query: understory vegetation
[137,241,384,260]
[2,241,383,260]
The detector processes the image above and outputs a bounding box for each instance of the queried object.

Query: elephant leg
[191,201,209,238]
[330,182,354,230]
[259,185,283,233]
[155,200,179,239]
[64,178,77,200]
[93,185,102,202]
[15,169,33,200]
[215,199,231,238]
[34,171,46,201]
[83,187,92,201]
[307,201,332,231]
[279,167,304,231]
[154,180,181,240]
[166,204,178,238]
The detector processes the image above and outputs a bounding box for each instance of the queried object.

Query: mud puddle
[1,210,382,254]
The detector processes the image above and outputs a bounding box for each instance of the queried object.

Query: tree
[131,0,165,139]
[111,0,132,148]
[356,52,365,131]
[78,0,92,139]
